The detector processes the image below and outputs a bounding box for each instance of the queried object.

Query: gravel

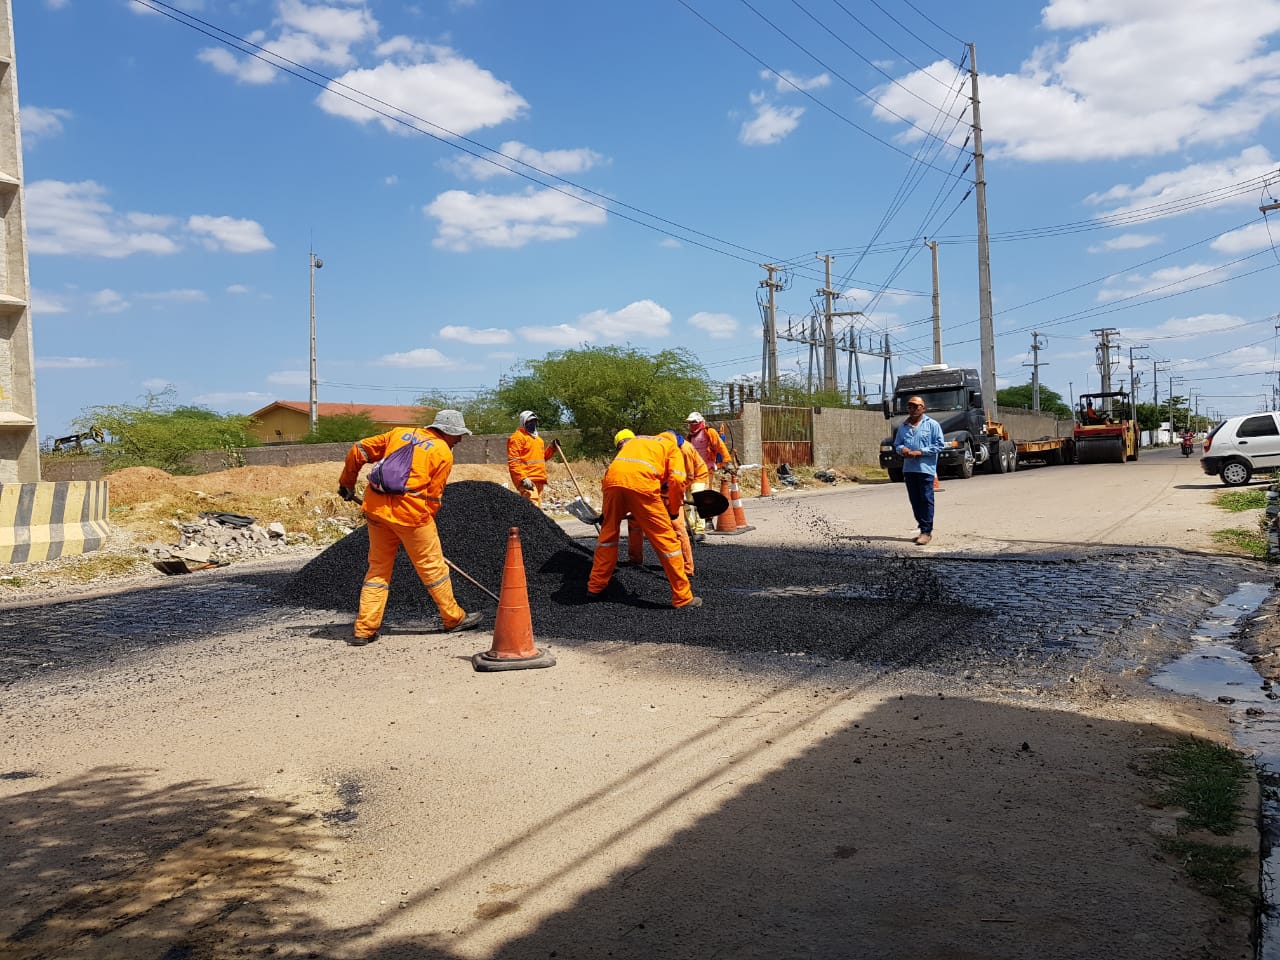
[280,481,988,667]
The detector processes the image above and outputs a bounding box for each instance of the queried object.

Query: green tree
[996,382,1072,419]
[766,374,850,409]
[1135,402,1162,433]
[493,346,715,456]
[301,411,383,444]
[414,391,511,436]
[74,388,260,474]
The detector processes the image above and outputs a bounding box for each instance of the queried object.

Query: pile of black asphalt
[279,481,984,667]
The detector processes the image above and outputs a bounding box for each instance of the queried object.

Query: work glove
[521,478,535,491]
[338,486,355,502]
[550,438,562,452]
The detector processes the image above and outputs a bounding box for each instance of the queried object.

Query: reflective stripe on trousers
[355,514,467,636]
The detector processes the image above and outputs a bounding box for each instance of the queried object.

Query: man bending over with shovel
[589,430,702,609]
[338,409,484,645]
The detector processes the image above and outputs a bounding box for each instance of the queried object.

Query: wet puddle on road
[1150,581,1279,958]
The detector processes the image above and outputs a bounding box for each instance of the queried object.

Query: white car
[1201,412,1280,486]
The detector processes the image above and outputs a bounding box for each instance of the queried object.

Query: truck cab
[879,365,1005,481]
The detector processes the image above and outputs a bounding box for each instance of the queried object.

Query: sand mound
[103,467,182,504]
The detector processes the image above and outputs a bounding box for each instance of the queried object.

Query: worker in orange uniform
[589,429,701,608]
[507,410,559,508]
[626,430,700,576]
[338,409,484,645]
[684,412,732,539]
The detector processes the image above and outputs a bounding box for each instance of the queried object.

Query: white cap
[429,409,472,436]
[518,410,537,426]
[686,411,705,423]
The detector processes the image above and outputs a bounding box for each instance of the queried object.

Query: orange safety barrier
[472,527,555,672]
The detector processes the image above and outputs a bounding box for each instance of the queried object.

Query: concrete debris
[146,512,315,567]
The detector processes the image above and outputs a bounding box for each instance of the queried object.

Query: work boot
[347,632,379,647]
[915,533,933,546]
[445,612,483,632]
[678,596,703,609]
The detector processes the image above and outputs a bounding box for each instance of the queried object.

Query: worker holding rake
[338,409,484,645]
[589,430,701,608]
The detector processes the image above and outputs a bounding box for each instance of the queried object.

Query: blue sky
[18,0,1280,438]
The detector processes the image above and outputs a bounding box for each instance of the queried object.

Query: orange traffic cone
[729,474,754,531]
[759,466,772,497]
[472,527,555,672]
[933,475,944,492]
[714,475,738,533]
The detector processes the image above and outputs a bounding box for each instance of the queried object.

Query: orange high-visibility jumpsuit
[507,427,556,508]
[628,437,700,575]
[340,427,468,638]
[590,434,693,607]
[686,425,730,534]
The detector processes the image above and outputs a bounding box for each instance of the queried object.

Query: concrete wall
[0,480,110,563]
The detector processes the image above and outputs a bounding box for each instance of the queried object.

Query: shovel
[686,488,729,519]
[555,443,601,533]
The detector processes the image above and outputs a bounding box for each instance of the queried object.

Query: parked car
[1201,412,1280,486]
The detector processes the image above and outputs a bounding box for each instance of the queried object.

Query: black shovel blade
[689,489,729,519]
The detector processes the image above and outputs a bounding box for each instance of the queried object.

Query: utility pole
[1152,360,1169,443]
[969,43,997,410]
[817,255,839,392]
[1023,332,1047,412]
[1169,374,1184,433]
[308,249,323,434]
[1127,343,1148,439]
[759,264,782,398]
[925,239,942,364]
[1091,327,1120,418]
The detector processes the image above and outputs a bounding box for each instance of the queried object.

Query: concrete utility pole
[925,239,942,364]
[817,255,838,392]
[1152,360,1169,443]
[1023,332,1046,412]
[969,43,997,410]
[759,264,782,398]
[309,249,323,434]
[1128,343,1148,434]
[1091,327,1120,407]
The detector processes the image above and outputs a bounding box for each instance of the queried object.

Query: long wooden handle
[445,557,500,603]
[556,444,600,532]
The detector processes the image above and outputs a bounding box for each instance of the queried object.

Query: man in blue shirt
[894,395,946,545]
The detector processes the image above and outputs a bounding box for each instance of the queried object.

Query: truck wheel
[887,467,904,483]
[1006,441,1018,473]
[1221,459,1252,487]
[959,456,974,479]
[990,443,1007,474]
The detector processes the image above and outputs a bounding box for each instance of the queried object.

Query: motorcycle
[1180,434,1195,457]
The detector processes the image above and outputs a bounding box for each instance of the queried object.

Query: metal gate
[760,405,813,466]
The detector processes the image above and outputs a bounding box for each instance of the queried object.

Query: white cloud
[425,187,606,251]
[35,356,118,369]
[197,2,377,84]
[226,283,251,295]
[376,347,453,367]
[1212,221,1277,254]
[267,370,309,385]
[739,100,804,146]
[1087,233,1163,253]
[91,289,128,313]
[1173,344,1274,374]
[44,0,71,9]
[1120,312,1250,342]
[766,69,831,95]
[26,180,180,257]
[659,238,682,249]
[187,215,275,253]
[1098,262,1230,301]
[872,1,1280,162]
[31,289,68,315]
[20,105,71,146]
[319,51,527,136]
[688,311,739,339]
[439,324,514,345]
[138,289,208,302]
[446,140,607,181]
[1086,147,1277,220]
[518,300,673,345]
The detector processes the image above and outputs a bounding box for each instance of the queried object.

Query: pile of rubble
[146,511,326,572]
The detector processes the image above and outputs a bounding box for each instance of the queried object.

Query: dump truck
[879,365,1073,481]
[1074,391,1139,464]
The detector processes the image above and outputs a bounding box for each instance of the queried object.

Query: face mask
[526,422,538,435]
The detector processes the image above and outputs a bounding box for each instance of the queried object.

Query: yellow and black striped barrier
[0,481,110,563]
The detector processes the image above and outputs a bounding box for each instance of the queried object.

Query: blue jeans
[903,472,934,535]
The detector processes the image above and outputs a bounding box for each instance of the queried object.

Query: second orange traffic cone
[714,475,739,533]
[472,527,555,672]
[729,474,754,531]
[759,466,772,497]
